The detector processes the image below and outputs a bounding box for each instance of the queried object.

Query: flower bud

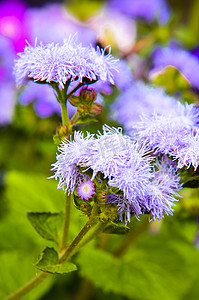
[53,124,69,144]
[79,88,97,104]
[77,104,89,116]
[90,103,103,115]
[69,95,80,107]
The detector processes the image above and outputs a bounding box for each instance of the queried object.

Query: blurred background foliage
[1,0,199,299]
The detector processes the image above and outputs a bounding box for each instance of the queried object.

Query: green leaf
[35,247,77,274]
[35,247,59,266]
[103,222,130,235]
[150,65,190,94]
[77,220,199,300]
[27,212,64,246]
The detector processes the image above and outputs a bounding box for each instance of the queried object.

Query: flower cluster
[52,125,182,224]
[14,34,119,88]
[133,101,199,170]
[111,81,177,130]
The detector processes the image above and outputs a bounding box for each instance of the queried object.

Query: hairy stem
[60,193,72,251]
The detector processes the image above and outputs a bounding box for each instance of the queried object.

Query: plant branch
[59,202,99,263]
[60,193,72,251]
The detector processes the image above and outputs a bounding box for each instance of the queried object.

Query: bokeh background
[1,0,199,299]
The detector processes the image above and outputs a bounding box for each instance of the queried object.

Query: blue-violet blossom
[52,125,181,223]
[14,34,119,88]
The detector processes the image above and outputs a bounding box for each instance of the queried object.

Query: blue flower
[52,125,181,223]
[107,157,181,224]
[173,130,199,171]
[151,47,199,89]
[133,101,199,170]
[111,81,177,130]
[14,34,119,88]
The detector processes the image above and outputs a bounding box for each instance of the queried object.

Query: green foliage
[77,219,199,300]
[0,170,86,298]
[35,247,77,274]
[150,65,190,94]
[27,212,64,247]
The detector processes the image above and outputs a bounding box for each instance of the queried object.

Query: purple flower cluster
[151,47,199,89]
[52,125,181,223]
[133,101,199,170]
[14,34,119,88]
[111,81,177,130]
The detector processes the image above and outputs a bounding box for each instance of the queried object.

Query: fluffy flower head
[111,81,177,130]
[14,34,119,88]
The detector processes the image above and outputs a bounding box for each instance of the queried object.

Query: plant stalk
[60,193,72,251]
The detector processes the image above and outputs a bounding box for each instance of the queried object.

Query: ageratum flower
[52,125,181,223]
[151,47,199,89]
[111,81,177,130]
[14,34,119,88]
[77,180,95,200]
[133,101,199,170]
[107,158,181,224]
[172,130,199,171]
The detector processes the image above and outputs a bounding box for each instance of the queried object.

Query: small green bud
[53,124,69,144]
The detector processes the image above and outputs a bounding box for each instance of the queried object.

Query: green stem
[59,203,99,263]
[59,100,71,128]
[70,111,80,125]
[60,193,71,251]
[4,272,49,300]
[74,221,107,253]
[52,82,71,128]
